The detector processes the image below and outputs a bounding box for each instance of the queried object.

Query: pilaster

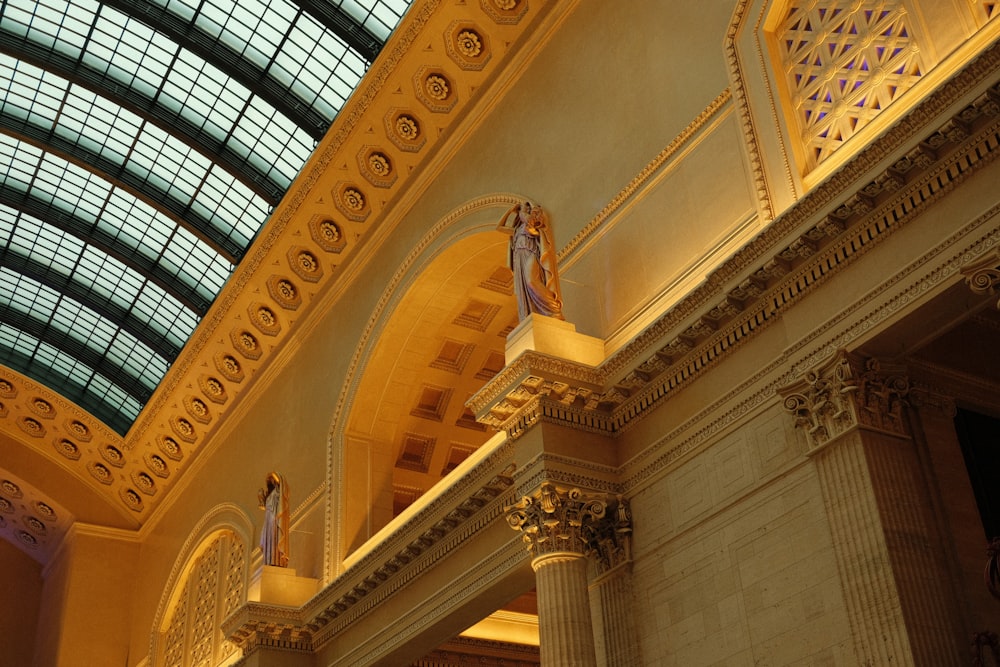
[587,497,640,667]
[780,350,964,665]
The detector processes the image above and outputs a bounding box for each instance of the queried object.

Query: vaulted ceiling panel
[0,0,411,435]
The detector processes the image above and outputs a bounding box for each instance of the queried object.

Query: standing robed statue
[257,471,289,567]
[496,201,564,321]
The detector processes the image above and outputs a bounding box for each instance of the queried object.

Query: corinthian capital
[779,350,911,450]
[505,483,608,558]
[962,249,1000,308]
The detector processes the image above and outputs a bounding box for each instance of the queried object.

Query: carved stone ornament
[385,109,425,152]
[414,68,458,113]
[214,353,244,383]
[307,216,348,254]
[248,303,281,337]
[334,183,370,222]
[199,375,228,404]
[28,397,55,419]
[481,0,527,24]
[779,350,911,451]
[446,23,491,71]
[584,495,633,576]
[171,416,197,443]
[962,248,1000,308]
[266,275,302,311]
[505,483,608,558]
[184,395,211,424]
[358,147,397,188]
[0,378,16,398]
[158,435,183,461]
[54,438,81,460]
[288,246,323,283]
[18,417,45,438]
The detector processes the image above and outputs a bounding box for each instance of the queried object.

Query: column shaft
[590,565,641,666]
[533,552,598,667]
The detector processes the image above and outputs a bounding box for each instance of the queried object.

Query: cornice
[621,180,1000,494]
[224,438,519,656]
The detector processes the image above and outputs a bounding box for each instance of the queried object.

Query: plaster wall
[36,527,139,667]
[0,539,41,666]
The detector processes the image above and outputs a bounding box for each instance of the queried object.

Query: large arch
[326,194,523,575]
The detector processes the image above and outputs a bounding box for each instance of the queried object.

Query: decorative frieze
[225,464,516,654]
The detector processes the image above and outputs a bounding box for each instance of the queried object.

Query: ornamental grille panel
[161,531,246,667]
[775,0,925,170]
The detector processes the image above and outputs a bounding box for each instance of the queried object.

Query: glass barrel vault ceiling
[0,0,412,434]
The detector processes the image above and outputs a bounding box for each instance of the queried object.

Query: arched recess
[324,194,524,580]
[147,503,253,667]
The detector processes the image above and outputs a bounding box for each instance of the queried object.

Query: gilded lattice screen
[775,1,925,169]
[161,532,246,667]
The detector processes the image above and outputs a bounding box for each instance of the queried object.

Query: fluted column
[506,483,607,667]
[780,351,963,665]
[532,552,597,666]
[588,496,640,667]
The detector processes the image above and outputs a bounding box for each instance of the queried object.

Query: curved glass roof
[0,0,411,434]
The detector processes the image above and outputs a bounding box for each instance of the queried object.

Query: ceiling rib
[99,0,331,140]
[0,185,211,315]
[0,303,156,406]
[1,122,243,263]
[0,248,182,361]
[293,0,384,63]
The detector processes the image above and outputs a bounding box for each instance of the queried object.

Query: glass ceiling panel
[0,324,142,431]
[335,0,411,42]
[0,0,413,434]
[0,267,169,385]
[1,0,314,193]
[0,135,230,305]
[0,208,198,350]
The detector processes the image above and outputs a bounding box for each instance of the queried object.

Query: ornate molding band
[225,460,516,655]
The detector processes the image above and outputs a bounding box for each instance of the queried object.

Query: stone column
[780,351,964,665]
[587,496,640,667]
[506,483,607,667]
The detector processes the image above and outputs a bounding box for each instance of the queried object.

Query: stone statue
[257,472,289,567]
[497,201,564,321]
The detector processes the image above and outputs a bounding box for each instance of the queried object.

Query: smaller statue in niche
[257,472,289,567]
[497,201,564,321]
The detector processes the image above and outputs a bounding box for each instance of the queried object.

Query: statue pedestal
[248,565,319,607]
[505,314,605,366]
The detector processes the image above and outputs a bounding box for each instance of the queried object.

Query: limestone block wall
[629,403,854,664]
